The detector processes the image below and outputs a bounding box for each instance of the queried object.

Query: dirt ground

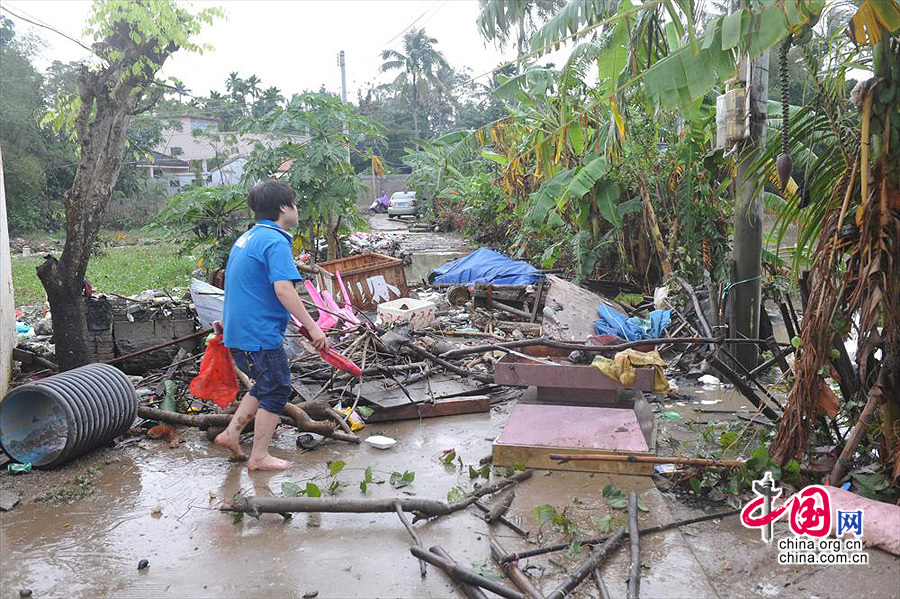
[2,219,899,598]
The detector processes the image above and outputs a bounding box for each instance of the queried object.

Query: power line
[0,3,93,53]
[383,2,436,47]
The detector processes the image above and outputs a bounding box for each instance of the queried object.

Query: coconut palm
[246,74,261,100]
[380,28,449,146]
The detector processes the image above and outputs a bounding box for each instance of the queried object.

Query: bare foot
[248,455,292,471]
[214,431,247,460]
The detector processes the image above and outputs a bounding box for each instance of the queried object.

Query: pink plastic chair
[304,280,338,331]
[334,272,360,324]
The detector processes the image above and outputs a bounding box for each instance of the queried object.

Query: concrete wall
[0,148,16,398]
[356,174,409,210]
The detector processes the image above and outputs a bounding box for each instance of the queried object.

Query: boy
[215,181,328,471]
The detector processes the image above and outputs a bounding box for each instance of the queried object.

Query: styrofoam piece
[377,297,436,331]
[698,374,722,387]
[365,435,397,450]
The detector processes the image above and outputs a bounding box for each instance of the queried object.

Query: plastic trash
[189,333,240,407]
[337,407,365,431]
[659,411,683,420]
[365,435,396,450]
[698,374,722,387]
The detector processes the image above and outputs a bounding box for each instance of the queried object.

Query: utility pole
[338,50,351,162]
[728,7,769,369]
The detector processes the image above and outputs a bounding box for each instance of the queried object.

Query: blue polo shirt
[223,220,302,351]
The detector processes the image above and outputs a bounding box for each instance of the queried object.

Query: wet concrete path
[3,398,898,598]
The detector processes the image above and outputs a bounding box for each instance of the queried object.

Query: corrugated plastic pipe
[0,363,138,467]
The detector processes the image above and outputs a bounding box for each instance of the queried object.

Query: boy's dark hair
[247,181,296,221]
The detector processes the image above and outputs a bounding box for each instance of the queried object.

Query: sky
[1,0,521,103]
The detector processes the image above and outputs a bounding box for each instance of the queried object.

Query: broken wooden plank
[365,395,491,423]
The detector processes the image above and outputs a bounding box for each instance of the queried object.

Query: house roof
[137,151,189,168]
[164,114,221,122]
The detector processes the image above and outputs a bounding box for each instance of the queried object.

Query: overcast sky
[2,0,522,103]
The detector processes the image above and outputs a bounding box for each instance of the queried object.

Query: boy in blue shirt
[215,182,328,471]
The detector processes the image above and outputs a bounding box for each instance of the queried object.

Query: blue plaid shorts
[230,347,292,415]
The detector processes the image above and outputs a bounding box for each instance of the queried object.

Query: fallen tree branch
[627,492,640,599]
[404,342,495,384]
[410,547,525,599]
[484,488,516,524]
[104,328,211,365]
[430,546,488,599]
[829,369,888,485]
[472,500,529,537]
[497,509,741,564]
[395,502,426,578]
[225,470,534,520]
[491,539,544,599]
[592,565,612,599]
[546,528,626,599]
[438,336,784,360]
[138,404,359,444]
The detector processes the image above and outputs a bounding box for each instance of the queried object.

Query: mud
[2,393,898,598]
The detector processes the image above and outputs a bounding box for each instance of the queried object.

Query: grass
[12,243,197,306]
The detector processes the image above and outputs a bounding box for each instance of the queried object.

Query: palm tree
[246,74,261,100]
[225,71,246,103]
[170,77,191,103]
[380,28,449,146]
[253,86,284,118]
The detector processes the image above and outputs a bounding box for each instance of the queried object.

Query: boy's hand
[309,326,328,352]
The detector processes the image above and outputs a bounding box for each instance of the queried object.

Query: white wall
[0,148,17,399]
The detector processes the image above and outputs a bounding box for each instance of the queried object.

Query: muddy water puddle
[3,393,897,598]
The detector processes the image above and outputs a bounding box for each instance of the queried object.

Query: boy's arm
[273,280,328,351]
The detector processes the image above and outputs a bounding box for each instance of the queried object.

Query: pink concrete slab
[495,403,650,453]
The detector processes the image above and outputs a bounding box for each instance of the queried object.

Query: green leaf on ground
[609,497,628,510]
[305,482,322,498]
[328,460,346,477]
[282,482,301,497]
[390,470,415,489]
[533,504,557,524]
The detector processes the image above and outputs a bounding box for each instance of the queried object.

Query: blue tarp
[594,304,672,341]
[429,248,544,287]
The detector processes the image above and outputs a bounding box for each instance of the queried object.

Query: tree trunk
[36,53,167,369]
[37,82,133,370]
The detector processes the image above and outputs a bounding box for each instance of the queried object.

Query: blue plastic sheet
[594,304,672,341]
[429,248,544,286]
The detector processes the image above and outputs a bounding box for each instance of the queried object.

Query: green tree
[380,28,449,147]
[38,0,221,371]
[244,91,385,260]
[0,17,49,229]
[476,0,566,65]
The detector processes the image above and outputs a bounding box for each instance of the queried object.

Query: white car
[387,191,423,218]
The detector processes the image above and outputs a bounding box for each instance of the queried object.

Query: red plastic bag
[189,333,239,407]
